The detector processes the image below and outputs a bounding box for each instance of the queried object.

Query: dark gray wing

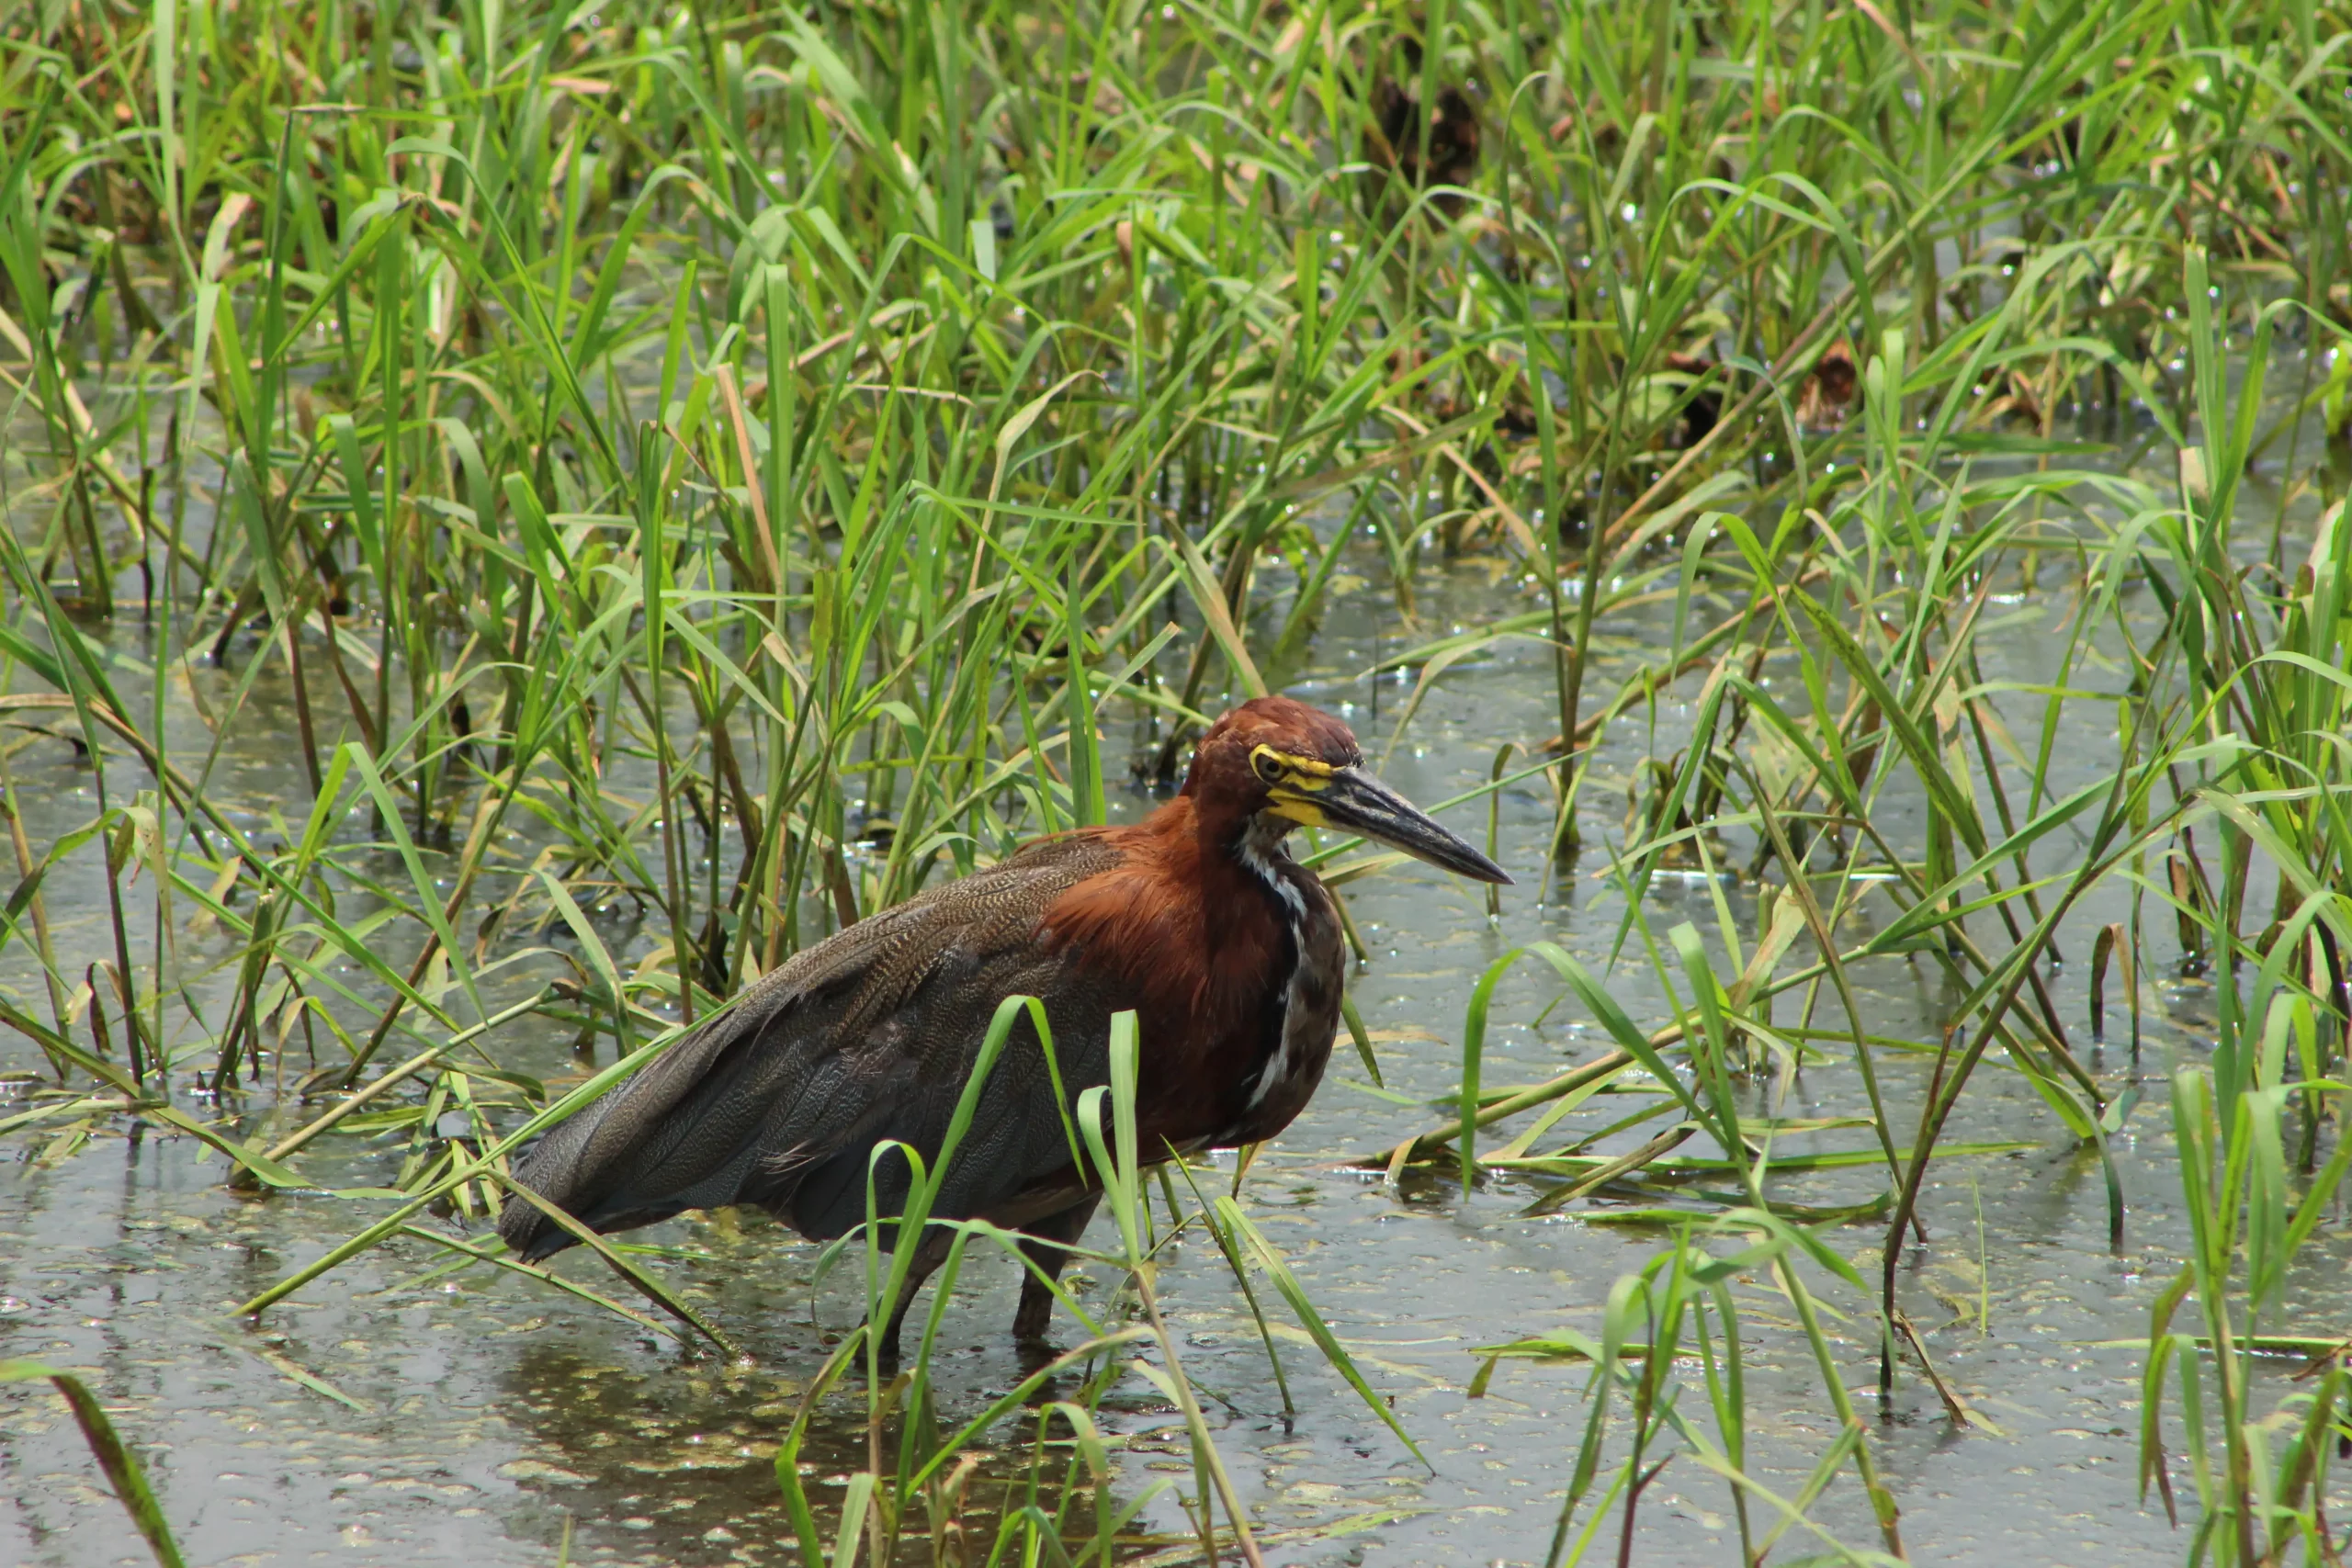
[497,837,1126,1260]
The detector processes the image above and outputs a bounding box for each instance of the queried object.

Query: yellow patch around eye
[1251,746,1339,789]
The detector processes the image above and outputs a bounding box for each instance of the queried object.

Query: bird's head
[1183,695,1512,885]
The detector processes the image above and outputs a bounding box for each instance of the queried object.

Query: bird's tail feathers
[492,987,797,1258]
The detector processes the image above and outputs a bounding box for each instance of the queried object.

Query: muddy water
[4,453,2346,1566]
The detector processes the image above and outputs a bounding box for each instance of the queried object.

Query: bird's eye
[1251,750,1285,785]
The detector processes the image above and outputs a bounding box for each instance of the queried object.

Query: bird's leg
[876,1224,956,1372]
[1012,1195,1102,1345]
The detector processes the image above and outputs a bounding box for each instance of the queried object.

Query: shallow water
[5,429,2347,1566]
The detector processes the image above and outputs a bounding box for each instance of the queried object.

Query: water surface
[4,430,2344,1566]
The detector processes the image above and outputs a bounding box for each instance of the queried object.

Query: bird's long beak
[1272,767,1513,885]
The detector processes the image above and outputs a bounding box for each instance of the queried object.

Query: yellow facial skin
[1264,795,1328,827]
[1251,746,1338,827]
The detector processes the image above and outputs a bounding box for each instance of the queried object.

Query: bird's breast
[1224,869,1344,1145]
[1037,825,1346,1152]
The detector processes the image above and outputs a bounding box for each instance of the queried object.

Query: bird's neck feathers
[1168,793,1306,917]
[1040,794,1303,1028]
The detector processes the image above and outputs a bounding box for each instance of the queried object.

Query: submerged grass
[5,0,2352,1560]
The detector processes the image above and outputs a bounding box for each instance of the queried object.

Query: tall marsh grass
[6,0,2352,1560]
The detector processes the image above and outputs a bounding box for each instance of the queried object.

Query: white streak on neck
[1237,816,1306,921]
[1238,816,1307,1111]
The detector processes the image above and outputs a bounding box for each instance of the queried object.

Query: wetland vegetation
[6,0,2352,1562]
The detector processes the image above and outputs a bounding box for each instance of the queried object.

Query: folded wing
[497,837,1129,1261]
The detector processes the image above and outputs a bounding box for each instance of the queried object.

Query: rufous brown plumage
[498,695,1510,1358]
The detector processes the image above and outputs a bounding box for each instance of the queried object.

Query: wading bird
[498,696,1510,1359]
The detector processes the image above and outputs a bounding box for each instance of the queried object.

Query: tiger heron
[497,696,1510,1358]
